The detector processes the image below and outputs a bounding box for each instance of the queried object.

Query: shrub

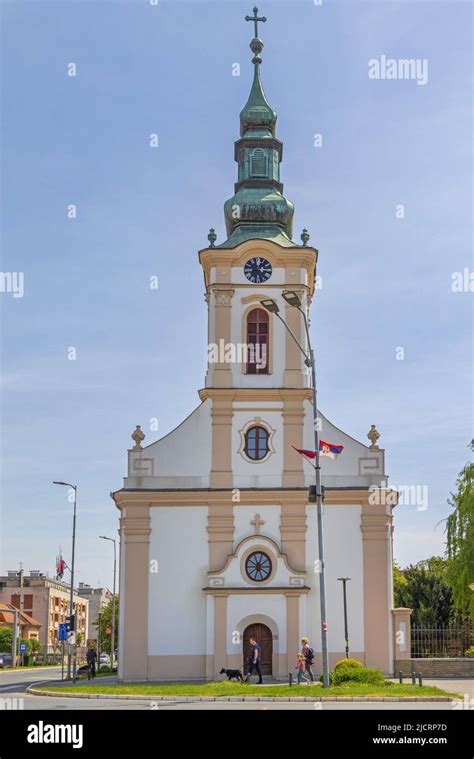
[464,646,474,658]
[333,665,385,686]
[334,658,364,671]
[319,671,335,685]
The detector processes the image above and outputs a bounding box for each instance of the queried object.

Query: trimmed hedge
[333,666,385,686]
[334,658,364,671]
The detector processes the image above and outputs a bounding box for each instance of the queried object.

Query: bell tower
[199,7,318,393]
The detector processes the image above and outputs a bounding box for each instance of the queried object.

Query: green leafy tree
[445,441,474,621]
[0,627,13,652]
[94,598,119,655]
[76,632,83,647]
[393,557,455,626]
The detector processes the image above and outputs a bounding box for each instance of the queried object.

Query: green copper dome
[216,14,296,249]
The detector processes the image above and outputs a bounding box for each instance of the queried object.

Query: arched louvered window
[250,148,267,177]
[246,307,269,374]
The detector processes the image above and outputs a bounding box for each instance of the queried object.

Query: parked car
[99,653,110,665]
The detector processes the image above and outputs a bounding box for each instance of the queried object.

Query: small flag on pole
[292,441,344,460]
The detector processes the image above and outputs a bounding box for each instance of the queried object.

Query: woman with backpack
[301,637,315,682]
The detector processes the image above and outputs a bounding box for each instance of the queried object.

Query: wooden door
[243,623,273,676]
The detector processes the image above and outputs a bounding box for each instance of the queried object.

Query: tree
[0,627,12,653]
[393,557,455,626]
[445,441,474,621]
[95,598,119,655]
[76,632,83,647]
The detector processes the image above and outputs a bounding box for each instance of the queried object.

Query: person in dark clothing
[245,637,263,684]
[301,637,315,682]
[86,647,97,679]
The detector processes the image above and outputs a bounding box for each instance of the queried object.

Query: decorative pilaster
[282,397,305,487]
[207,501,234,571]
[209,288,234,388]
[210,396,234,488]
[361,502,392,672]
[392,607,413,662]
[120,505,151,682]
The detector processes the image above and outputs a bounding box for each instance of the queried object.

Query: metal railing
[411,625,474,658]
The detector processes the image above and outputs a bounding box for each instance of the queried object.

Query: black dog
[220,667,244,682]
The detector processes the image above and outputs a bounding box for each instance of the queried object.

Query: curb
[26,686,453,703]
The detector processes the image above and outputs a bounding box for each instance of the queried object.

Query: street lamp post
[53,481,77,682]
[338,577,351,659]
[260,293,330,688]
[99,535,117,669]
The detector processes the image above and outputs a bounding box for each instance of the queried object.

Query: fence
[411,625,474,658]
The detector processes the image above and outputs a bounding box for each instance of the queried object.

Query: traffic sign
[59,623,68,641]
[19,642,27,654]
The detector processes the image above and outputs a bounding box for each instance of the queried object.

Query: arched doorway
[243,623,273,676]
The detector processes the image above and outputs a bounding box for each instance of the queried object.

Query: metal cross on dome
[245,6,267,38]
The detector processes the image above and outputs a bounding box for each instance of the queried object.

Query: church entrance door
[243,623,273,676]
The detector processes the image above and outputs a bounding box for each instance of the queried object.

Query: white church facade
[113,11,410,682]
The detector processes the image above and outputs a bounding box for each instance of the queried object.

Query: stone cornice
[198,387,313,403]
[113,488,392,510]
[202,586,311,596]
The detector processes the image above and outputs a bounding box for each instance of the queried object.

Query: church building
[113,10,409,682]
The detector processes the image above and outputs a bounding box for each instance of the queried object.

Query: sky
[0,0,472,590]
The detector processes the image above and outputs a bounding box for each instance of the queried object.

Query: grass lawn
[38,680,459,698]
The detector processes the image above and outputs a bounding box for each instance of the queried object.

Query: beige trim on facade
[213,593,227,678]
[286,593,300,675]
[120,505,151,682]
[392,607,413,662]
[147,655,207,680]
[282,397,305,488]
[113,488,392,510]
[210,287,234,388]
[207,500,234,571]
[209,397,234,488]
[207,534,307,579]
[198,387,313,403]
[199,239,318,296]
[284,280,306,388]
[361,501,393,672]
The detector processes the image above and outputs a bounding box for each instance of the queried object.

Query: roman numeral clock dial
[244,257,273,284]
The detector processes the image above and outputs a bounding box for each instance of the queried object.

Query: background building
[76,583,112,643]
[0,570,88,652]
[0,603,42,641]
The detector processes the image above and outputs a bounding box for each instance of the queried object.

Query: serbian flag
[292,441,344,460]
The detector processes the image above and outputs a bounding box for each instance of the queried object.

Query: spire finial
[207,228,217,247]
[301,228,310,246]
[245,6,267,40]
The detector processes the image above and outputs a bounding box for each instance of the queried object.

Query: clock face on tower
[244,257,272,284]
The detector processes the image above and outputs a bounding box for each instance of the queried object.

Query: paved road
[0,667,470,711]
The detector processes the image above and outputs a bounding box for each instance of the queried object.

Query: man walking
[245,636,263,684]
[86,646,97,680]
[301,637,315,682]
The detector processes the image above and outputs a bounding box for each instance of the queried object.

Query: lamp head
[260,298,279,314]
[282,291,302,308]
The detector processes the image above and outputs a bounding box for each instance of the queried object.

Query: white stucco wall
[125,400,212,489]
[233,505,281,547]
[148,506,208,656]
[232,408,284,489]
[305,504,365,654]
